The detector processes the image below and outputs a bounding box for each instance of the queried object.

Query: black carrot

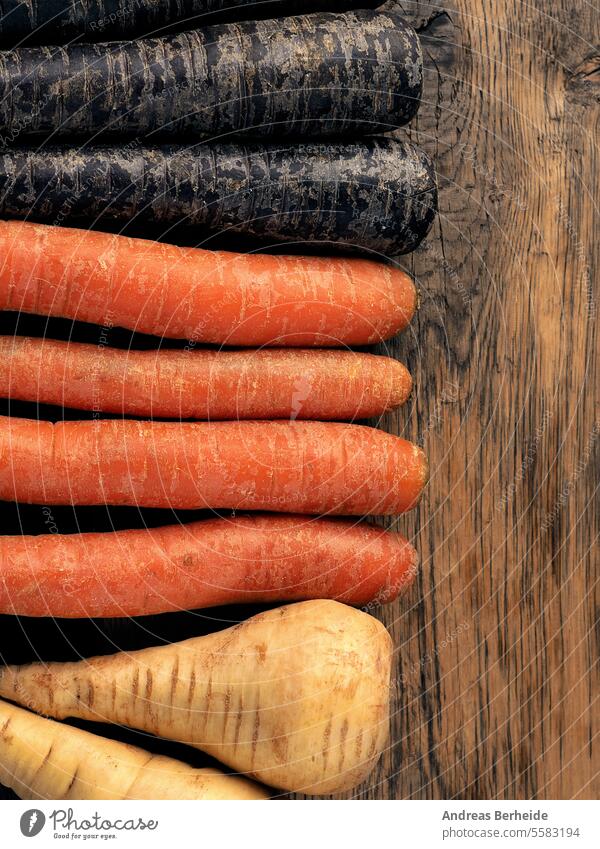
[0,10,422,142]
[0,138,437,255]
[0,0,381,44]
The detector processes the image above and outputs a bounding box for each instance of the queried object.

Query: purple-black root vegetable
[0,10,422,142]
[0,0,382,44]
[0,138,437,255]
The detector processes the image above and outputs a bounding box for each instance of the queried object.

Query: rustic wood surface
[358,0,598,800]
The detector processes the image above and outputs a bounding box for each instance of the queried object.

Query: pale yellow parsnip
[0,699,267,800]
[0,601,393,795]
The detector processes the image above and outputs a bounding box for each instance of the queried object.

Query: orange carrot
[0,336,412,420]
[0,515,418,618]
[0,220,417,346]
[0,416,427,514]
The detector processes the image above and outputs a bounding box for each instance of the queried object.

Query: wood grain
[353,0,598,800]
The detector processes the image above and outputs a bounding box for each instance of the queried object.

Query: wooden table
[363,0,599,800]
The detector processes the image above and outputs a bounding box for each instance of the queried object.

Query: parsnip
[0,699,267,800]
[0,601,392,795]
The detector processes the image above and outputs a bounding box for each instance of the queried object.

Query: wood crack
[566,50,600,103]
[571,52,600,82]
[415,9,454,34]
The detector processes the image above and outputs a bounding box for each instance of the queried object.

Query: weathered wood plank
[361,0,599,800]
